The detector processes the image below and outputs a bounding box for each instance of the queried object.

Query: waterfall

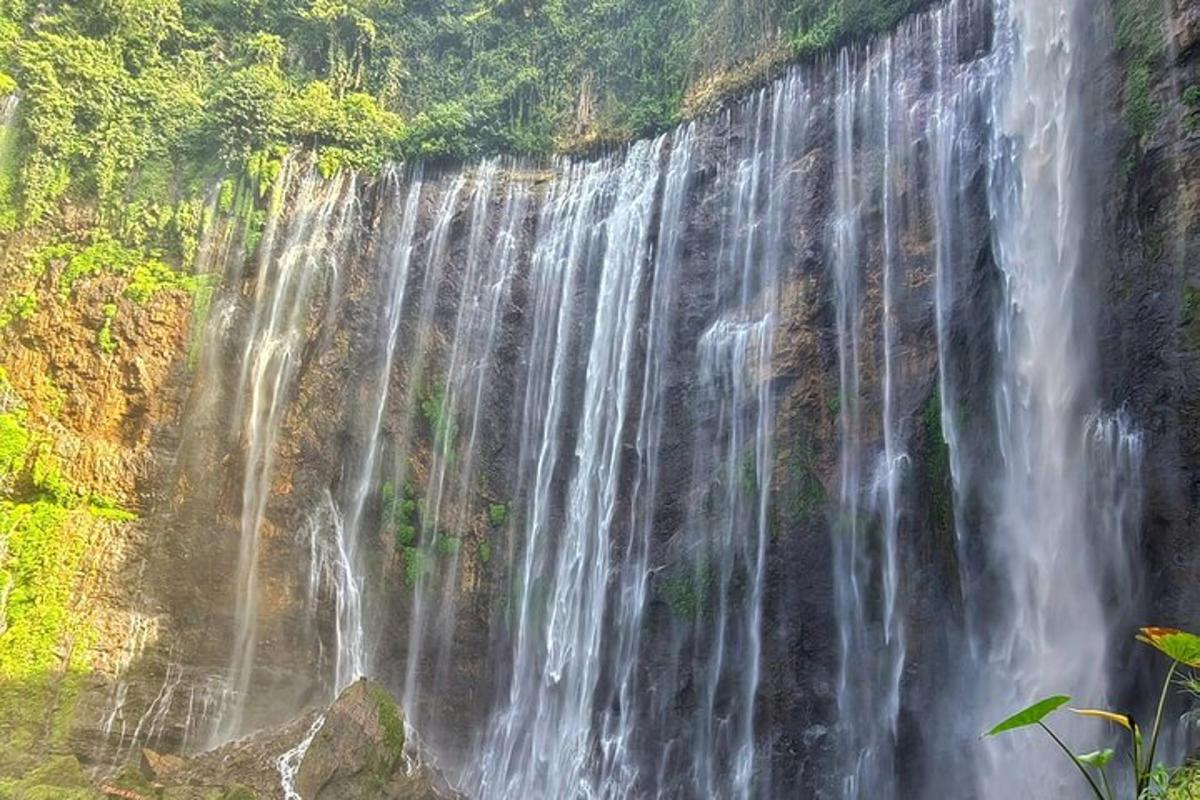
[402,160,531,749]
[213,163,360,744]
[144,1,1157,796]
[332,166,423,694]
[666,77,801,798]
[973,0,1112,793]
[473,137,668,799]
[829,11,950,794]
[0,94,16,135]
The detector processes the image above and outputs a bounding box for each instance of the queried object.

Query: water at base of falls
[157,0,1150,796]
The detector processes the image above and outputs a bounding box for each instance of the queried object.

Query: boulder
[107,680,452,800]
[295,679,448,800]
[139,749,185,782]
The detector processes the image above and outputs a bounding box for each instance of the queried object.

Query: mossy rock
[17,755,90,789]
[0,755,99,800]
[214,787,259,800]
[15,787,97,800]
[106,764,162,797]
[295,679,446,799]
[0,746,35,781]
[162,786,259,800]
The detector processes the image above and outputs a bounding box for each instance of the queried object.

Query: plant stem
[1144,660,1180,788]
[1099,767,1114,800]
[1038,722,1107,800]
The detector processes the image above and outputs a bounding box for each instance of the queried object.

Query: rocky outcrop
[95,680,449,800]
[293,680,448,800]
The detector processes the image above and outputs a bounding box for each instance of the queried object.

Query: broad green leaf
[1137,627,1200,667]
[1070,707,1136,731]
[1076,749,1114,768]
[985,695,1071,736]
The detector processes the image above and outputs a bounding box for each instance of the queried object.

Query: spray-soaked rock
[294,679,450,800]
[106,681,451,800]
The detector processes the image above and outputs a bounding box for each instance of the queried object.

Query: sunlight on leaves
[1137,627,1200,667]
[985,696,1071,737]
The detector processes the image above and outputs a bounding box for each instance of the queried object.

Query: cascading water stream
[975,0,1112,794]
[595,124,696,796]
[330,167,423,695]
[213,163,360,745]
[831,37,916,799]
[474,137,667,800]
[401,161,532,751]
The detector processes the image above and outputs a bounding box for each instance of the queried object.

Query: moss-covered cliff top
[0,0,932,260]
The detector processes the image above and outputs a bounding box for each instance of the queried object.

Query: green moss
[381,481,418,549]
[0,85,22,234]
[924,391,953,535]
[188,275,219,370]
[1125,63,1158,143]
[1114,0,1166,146]
[371,685,405,766]
[0,434,101,755]
[97,304,117,356]
[402,546,432,587]
[29,448,76,506]
[488,503,509,528]
[124,259,199,304]
[1183,286,1200,350]
[659,559,716,621]
[434,534,460,557]
[0,379,102,754]
[86,495,136,522]
[478,539,492,565]
[739,451,759,496]
[1184,85,1200,139]
[13,755,90,792]
[52,238,201,304]
[421,389,457,455]
[104,765,159,798]
[0,292,36,329]
[0,501,84,679]
[0,412,28,482]
[786,437,826,525]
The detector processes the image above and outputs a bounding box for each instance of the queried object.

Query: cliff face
[1,0,1199,798]
[1107,0,1200,633]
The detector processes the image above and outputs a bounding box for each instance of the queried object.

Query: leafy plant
[488,502,509,528]
[381,480,418,548]
[986,627,1200,799]
[421,389,457,455]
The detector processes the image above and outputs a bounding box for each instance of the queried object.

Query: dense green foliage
[0,0,933,264]
[381,480,418,548]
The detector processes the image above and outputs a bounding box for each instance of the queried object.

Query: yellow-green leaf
[1137,627,1200,667]
[1070,708,1136,731]
[985,696,1071,737]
